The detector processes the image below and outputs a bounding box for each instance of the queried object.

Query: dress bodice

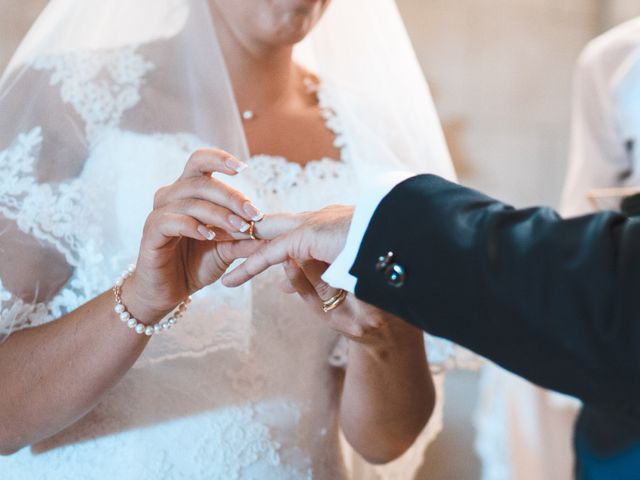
[0,116,363,479]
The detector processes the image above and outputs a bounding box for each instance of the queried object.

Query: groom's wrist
[323,172,415,293]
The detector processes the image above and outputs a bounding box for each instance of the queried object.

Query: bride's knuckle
[177,197,198,212]
[221,187,235,202]
[299,210,313,223]
[188,148,207,165]
[178,219,195,236]
[224,188,243,205]
[208,147,228,161]
[153,186,168,208]
[144,211,160,231]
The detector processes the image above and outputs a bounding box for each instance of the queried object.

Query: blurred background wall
[2,1,640,479]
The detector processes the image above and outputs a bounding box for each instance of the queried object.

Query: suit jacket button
[385,263,406,288]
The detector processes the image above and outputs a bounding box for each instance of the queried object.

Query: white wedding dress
[0,1,468,477]
[0,53,452,480]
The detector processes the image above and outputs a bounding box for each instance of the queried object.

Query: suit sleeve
[351,174,640,414]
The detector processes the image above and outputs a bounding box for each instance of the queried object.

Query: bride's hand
[125,149,265,321]
[281,259,394,347]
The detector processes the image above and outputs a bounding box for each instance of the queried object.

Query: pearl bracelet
[112,265,191,336]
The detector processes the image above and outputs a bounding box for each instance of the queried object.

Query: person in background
[559,16,640,479]
[475,18,640,480]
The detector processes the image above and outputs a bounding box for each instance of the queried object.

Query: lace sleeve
[0,280,50,339]
[0,126,75,340]
[0,58,123,340]
[0,128,88,340]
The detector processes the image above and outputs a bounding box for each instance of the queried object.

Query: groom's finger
[222,234,294,287]
[207,213,306,242]
[283,260,317,301]
[250,213,307,240]
[298,261,335,302]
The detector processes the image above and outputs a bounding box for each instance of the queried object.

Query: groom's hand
[221,205,354,287]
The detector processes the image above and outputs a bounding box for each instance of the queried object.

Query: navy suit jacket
[350,175,640,476]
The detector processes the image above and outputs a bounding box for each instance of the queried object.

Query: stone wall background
[2,1,640,479]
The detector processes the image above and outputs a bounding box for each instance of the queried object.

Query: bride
[0,0,461,478]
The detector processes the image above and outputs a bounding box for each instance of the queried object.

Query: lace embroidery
[202,406,283,480]
[0,45,154,337]
[0,280,10,303]
[0,128,97,266]
[0,280,48,338]
[0,124,112,333]
[33,46,153,144]
[246,81,354,200]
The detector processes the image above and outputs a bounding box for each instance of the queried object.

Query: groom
[223,173,640,479]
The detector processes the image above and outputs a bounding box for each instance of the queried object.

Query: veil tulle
[0,2,462,477]
[0,0,454,344]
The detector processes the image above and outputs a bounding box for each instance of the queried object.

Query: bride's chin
[272,14,317,44]
[286,0,325,10]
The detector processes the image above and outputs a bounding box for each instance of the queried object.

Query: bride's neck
[212,14,298,112]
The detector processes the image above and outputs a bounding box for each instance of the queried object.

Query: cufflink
[375,252,406,288]
[385,263,406,288]
[376,252,395,271]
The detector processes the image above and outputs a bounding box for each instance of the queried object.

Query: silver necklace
[241,76,316,123]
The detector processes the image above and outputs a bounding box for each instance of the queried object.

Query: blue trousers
[575,407,640,480]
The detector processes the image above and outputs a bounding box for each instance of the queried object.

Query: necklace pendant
[242,110,255,121]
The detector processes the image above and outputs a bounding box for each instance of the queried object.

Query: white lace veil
[0,0,454,350]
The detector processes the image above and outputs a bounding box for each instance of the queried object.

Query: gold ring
[322,289,347,313]
[248,221,259,240]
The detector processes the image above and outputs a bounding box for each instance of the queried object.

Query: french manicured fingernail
[225,156,248,173]
[243,201,264,222]
[228,215,250,232]
[197,225,216,241]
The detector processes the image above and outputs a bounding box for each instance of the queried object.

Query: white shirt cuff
[322,171,415,293]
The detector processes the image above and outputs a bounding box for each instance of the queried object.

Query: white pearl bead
[115,278,124,287]
[161,322,169,330]
[127,318,137,329]
[135,324,145,334]
[144,326,154,336]
[168,318,176,327]
[114,304,125,314]
[242,110,255,121]
[154,324,162,334]
[119,311,130,322]
[128,264,136,273]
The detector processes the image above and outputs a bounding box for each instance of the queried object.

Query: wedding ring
[322,289,347,313]
[248,220,259,240]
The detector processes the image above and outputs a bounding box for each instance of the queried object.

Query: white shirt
[561,17,640,217]
[323,171,414,292]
